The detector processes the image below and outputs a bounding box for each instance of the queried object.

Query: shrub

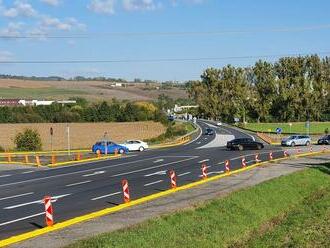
[325,128,329,134]
[0,145,5,152]
[14,129,42,151]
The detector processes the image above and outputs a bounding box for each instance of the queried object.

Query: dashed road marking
[177,172,191,177]
[0,212,44,227]
[144,180,163,187]
[91,192,121,201]
[0,192,34,201]
[66,180,92,187]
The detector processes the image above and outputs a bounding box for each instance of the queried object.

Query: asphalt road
[0,120,285,240]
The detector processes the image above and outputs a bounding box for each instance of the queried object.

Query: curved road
[0,120,283,240]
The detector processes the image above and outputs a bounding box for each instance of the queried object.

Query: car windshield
[288,136,298,140]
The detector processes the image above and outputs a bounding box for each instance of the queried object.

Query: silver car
[281,135,311,147]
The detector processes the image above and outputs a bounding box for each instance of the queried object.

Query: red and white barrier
[255,154,261,162]
[310,146,313,153]
[241,157,247,168]
[201,163,208,179]
[121,179,130,203]
[269,152,273,160]
[324,146,327,152]
[225,160,230,174]
[44,196,54,227]
[169,170,177,189]
[284,150,289,157]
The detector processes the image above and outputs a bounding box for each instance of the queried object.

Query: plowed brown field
[0,121,165,151]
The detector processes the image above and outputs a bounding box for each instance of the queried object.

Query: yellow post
[35,155,41,167]
[76,152,81,161]
[24,154,29,164]
[7,153,12,163]
[97,150,101,159]
[51,154,56,165]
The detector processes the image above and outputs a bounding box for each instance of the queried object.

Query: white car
[216,122,222,126]
[121,140,149,152]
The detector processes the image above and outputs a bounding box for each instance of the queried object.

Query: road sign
[276,127,282,134]
[50,127,53,136]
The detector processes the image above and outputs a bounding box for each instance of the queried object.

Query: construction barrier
[76,152,81,161]
[269,152,273,160]
[51,154,56,165]
[122,179,130,203]
[241,157,247,168]
[96,150,101,159]
[169,170,177,189]
[255,154,261,162]
[201,163,208,179]
[284,150,289,157]
[225,160,230,174]
[44,196,54,227]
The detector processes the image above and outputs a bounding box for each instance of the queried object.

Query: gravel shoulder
[8,153,330,248]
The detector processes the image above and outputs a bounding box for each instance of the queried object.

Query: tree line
[0,98,168,124]
[187,55,330,122]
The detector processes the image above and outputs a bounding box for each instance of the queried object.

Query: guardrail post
[35,155,41,167]
[44,196,54,227]
[7,153,12,163]
[121,179,130,203]
[24,154,29,164]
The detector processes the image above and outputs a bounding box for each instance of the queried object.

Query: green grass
[243,122,330,134]
[67,164,330,248]
[0,88,88,99]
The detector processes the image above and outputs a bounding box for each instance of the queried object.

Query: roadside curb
[1,149,329,247]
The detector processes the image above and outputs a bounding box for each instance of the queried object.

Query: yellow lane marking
[0,149,329,247]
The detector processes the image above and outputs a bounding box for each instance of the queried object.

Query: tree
[14,129,42,151]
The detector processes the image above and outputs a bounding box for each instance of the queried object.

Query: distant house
[0,99,76,107]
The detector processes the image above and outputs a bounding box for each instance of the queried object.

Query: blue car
[92,140,129,154]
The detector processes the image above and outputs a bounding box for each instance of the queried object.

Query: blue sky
[0,0,329,81]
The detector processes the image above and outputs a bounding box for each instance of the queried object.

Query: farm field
[68,163,330,248]
[0,79,187,101]
[243,122,330,134]
[0,121,166,151]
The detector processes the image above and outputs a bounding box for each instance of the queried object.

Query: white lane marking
[22,171,35,174]
[0,174,12,178]
[66,180,92,187]
[177,172,191,177]
[3,194,71,210]
[91,191,121,201]
[0,192,34,201]
[0,156,196,188]
[82,171,105,177]
[111,157,198,178]
[144,170,167,177]
[144,180,163,187]
[196,142,201,144]
[153,159,164,163]
[0,212,44,227]
[198,159,210,163]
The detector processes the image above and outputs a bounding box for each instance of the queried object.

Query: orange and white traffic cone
[269,152,273,160]
[201,163,208,179]
[96,150,101,159]
[122,179,130,203]
[169,170,177,189]
[241,157,247,168]
[255,154,261,162]
[44,196,54,227]
[310,146,313,153]
[225,160,230,174]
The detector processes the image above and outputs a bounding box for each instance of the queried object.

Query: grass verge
[67,163,330,248]
[242,122,330,135]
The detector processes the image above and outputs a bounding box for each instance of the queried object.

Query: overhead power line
[0,51,329,64]
[1,24,330,39]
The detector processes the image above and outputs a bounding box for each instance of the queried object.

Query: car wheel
[257,144,262,150]
[238,145,244,151]
[119,149,124,154]
[291,142,295,147]
[305,141,310,146]
[139,146,145,152]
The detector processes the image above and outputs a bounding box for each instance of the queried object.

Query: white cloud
[0,22,24,37]
[1,0,38,18]
[0,50,14,62]
[123,0,161,11]
[88,0,116,15]
[40,16,86,31]
[40,0,60,6]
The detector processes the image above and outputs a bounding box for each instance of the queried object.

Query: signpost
[66,124,70,156]
[305,121,310,136]
[276,128,282,134]
[50,127,53,152]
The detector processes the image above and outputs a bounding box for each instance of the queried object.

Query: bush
[0,145,5,152]
[14,129,42,151]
